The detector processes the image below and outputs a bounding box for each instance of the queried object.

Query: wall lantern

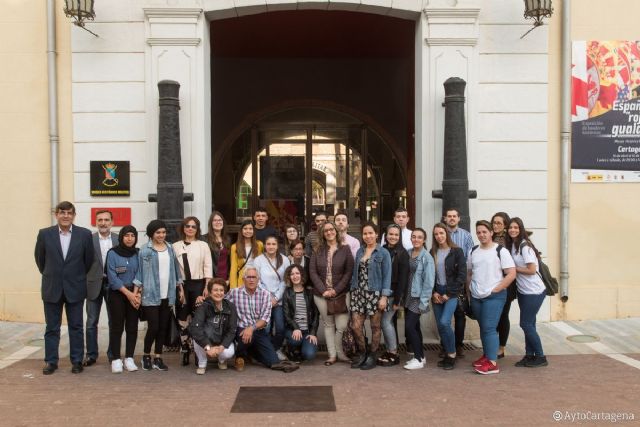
[63,0,99,37]
[521,0,553,39]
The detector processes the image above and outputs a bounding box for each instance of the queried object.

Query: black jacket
[282,287,319,336]
[189,298,238,349]
[433,247,467,298]
[383,244,410,305]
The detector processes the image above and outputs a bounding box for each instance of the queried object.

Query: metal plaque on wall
[90,161,131,196]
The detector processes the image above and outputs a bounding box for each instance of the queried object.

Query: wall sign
[90,161,131,196]
[572,41,640,182]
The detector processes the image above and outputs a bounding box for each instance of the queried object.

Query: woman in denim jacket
[403,228,435,370]
[134,219,184,371]
[349,222,391,370]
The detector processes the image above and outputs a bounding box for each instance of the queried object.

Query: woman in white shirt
[254,235,290,360]
[466,220,516,375]
[505,217,548,368]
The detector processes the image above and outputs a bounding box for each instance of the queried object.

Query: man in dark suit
[84,209,118,366]
[34,201,94,375]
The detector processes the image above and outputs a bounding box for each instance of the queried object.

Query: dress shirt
[59,225,72,260]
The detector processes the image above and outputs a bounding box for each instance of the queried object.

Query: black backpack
[514,242,559,297]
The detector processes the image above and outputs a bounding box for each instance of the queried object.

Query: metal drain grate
[314,342,478,352]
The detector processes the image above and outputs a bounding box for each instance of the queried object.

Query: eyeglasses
[212,218,223,223]
[184,224,197,229]
[57,211,75,217]
[245,276,257,279]
[324,228,336,233]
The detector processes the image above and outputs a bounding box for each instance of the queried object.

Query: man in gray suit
[84,209,118,366]
[34,201,94,374]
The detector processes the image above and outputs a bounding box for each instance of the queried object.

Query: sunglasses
[184,224,198,229]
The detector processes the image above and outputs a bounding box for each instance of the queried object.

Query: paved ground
[1,318,639,426]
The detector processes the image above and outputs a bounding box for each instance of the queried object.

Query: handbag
[458,294,476,320]
[326,293,348,315]
[164,307,181,350]
[341,318,358,358]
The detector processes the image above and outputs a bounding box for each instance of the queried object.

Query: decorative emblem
[102,162,119,187]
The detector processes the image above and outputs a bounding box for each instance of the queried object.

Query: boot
[360,350,377,370]
[351,351,368,369]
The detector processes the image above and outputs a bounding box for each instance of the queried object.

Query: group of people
[34,202,548,377]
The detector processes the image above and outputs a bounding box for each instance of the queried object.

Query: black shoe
[515,355,535,367]
[142,355,152,371]
[153,357,168,371]
[360,352,377,370]
[497,351,505,359]
[83,357,97,367]
[181,350,190,366]
[456,346,465,358]
[437,357,448,368]
[71,363,83,374]
[442,356,456,370]
[42,363,58,375]
[525,355,548,368]
[438,349,446,358]
[351,352,368,369]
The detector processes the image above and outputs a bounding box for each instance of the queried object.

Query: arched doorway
[213,106,405,234]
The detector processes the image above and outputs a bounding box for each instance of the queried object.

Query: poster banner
[571,41,640,182]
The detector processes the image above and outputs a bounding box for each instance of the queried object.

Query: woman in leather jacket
[189,278,238,375]
[282,264,319,362]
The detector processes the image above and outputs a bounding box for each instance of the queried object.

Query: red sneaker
[475,360,500,375]
[472,355,488,368]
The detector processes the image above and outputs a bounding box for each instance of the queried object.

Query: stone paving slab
[0,351,639,426]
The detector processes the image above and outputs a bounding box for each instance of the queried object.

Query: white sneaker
[124,357,138,372]
[196,367,206,375]
[218,360,227,370]
[276,349,288,361]
[111,359,123,374]
[403,358,425,370]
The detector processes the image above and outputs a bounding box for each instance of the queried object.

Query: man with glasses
[225,267,298,372]
[304,211,328,258]
[34,201,94,375]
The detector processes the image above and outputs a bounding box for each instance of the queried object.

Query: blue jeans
[471,290,506,361]
[44,299,84,365]
[285,329,318,361]
[433,295,458,354]
[268,305,286,350]
[517,291,546,356]
[85,284,112,360]
[235,327,279,368]
[381,302,398,352]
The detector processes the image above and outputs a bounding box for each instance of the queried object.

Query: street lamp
[521,0,553,38]
[63,0,98,37]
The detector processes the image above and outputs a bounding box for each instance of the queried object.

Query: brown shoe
[234,357,245,372]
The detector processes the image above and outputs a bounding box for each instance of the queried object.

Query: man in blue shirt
[445,208,474,357]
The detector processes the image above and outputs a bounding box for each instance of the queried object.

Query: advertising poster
[571,41,640,182]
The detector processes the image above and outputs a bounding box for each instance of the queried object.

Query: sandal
[324,357,337,366]
[377,352,392,366]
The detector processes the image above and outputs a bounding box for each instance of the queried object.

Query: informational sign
[90,161,131,196]
[571,41,640,182]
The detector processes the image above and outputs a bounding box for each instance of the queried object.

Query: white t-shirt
[511,245,545,295]
[158,249,170,299]
[468,243,515,299]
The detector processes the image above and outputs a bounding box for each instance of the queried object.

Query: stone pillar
[432,77,477,232]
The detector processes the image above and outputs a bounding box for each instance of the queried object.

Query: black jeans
[404,310,424,361]
[497,298,513,347]
[143,299,170,355]
[177,279,205,321]
[454,298,466,348]
[109,289,139,359]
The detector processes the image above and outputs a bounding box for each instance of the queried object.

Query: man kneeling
[226,267,298,373]
[190,278,237,375]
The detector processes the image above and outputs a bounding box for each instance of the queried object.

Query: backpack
[536,258,559,296]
